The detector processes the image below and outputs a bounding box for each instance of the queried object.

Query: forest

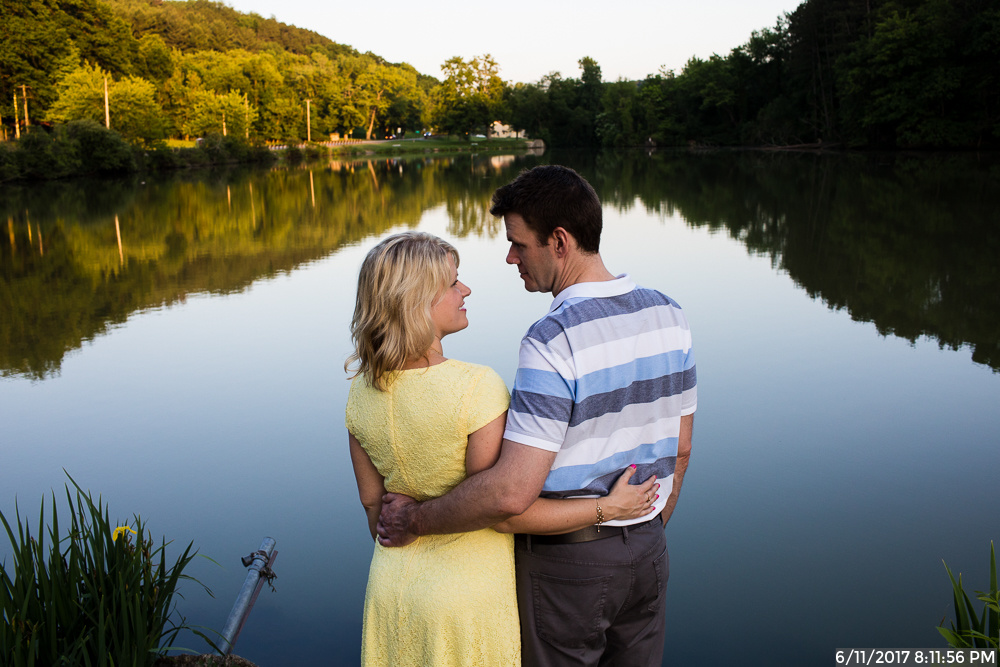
[0,0,998,150]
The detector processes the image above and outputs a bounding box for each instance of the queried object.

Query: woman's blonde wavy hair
[346,231,459,390]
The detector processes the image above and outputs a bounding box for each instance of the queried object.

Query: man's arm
[377,439,555,546]
[494,465,658,534]
[660,414,693,526]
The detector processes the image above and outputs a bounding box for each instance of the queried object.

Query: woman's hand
[601,465,660,521]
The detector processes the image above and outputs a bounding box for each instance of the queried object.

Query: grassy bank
[313,136,538,157]
[274,136,539,163]
[0,123,276,182]
[0,126,540,182]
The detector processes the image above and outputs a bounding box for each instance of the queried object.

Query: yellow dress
[345,359,520,667]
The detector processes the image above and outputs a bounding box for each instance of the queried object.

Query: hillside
[0,0,433,144]
[103,0,360,60]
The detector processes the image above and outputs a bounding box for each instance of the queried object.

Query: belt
[519,516,659,545]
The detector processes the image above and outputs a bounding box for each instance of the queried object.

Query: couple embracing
[345,165,697,667]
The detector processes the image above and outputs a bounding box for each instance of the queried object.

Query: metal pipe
[216,537,277,655]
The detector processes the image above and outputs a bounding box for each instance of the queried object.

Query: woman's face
[430,256,471,341]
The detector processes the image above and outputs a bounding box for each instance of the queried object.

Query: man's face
[504,212,557,293]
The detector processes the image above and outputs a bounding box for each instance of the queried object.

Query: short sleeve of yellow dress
[345,360,519,667]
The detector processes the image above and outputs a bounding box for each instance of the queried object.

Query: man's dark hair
[489,165,602,253]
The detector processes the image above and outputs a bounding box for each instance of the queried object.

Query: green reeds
[938,541,999,649]
[0,473,215,666]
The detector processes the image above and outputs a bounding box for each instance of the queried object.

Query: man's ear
[551,227,574,257]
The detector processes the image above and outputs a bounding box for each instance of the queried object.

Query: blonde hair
[346,232,460,390]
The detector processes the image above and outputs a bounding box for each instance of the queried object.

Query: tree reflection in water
[2,151,998,379]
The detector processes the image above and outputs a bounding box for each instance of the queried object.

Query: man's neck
[551,252,616,297]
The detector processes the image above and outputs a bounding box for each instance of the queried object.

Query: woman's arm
[349,431,387,541]
[465,412,507,476]
[463,412,659,535]
[493,465,660,534]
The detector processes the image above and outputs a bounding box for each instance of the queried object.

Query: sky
[217,0,805,84]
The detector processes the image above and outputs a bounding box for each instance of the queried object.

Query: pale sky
[218,0,804,84]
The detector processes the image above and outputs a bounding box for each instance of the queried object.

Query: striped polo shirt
[503,274,697,526]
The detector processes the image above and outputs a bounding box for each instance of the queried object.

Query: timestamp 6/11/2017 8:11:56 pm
[836,649,997,666]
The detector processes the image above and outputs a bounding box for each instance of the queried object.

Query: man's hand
[376,493,420,547]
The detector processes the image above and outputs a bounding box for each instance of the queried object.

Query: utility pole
[306,99,311,142]
[223,111,227,136]
[13,92,20,139]
[244,93,249,139]
[21,85,29,128]
[104,77,110,128]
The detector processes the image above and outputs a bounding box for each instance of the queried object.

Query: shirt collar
[548,274,635,312]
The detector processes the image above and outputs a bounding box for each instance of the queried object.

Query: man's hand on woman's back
[376,493,420,547]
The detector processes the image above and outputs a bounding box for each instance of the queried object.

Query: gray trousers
[514,518,669,667]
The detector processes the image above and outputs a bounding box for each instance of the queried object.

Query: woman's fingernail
[655,495,659,501]
[630,464,637,469]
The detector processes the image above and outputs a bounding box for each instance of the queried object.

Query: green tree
[107,76,168,145]
[576,56,603,145]
[185,89,255,140]
[331,55,370,138]
[0,0,135,117]
[62,119,135,174]
[48,63,167,145]
[0,0,73,113]
[734,21,804,145]
[432,55,505,137]
[635,70,683,145]
[382,63,426,137]
[238,51,286,139]
[597,79,639,146]
[505,82,548,139]
[135,34,174,84]
[53,0,138,77]
[837,0,997,147]
[356,61,418,139]
[514,59,608,147]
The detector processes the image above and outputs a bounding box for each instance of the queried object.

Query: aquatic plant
[938,541,999,649]
[0,473,215,666]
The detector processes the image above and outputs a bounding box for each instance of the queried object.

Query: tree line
[1,0,998,149]
[0,0,435,145]
[510,0,999,149]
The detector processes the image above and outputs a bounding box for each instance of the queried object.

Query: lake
[2,149,998,666]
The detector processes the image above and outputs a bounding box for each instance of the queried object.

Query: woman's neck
[400,341,447,370]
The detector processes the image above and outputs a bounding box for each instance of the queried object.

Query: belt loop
[621,524,630,542]
[526,534,532,552]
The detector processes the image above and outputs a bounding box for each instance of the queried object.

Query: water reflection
[0,157,533,379]
[2,151,998,380]
[591,150,1000,371]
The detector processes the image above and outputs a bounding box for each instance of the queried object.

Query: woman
[345,232,657,667]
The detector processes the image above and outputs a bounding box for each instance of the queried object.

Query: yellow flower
[112,526,137,543]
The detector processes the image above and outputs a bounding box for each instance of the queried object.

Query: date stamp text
[837,649,997,666]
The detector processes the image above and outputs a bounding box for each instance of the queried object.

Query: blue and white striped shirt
[503,275,697,526]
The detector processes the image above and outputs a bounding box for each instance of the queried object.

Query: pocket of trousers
[646,546,670,613]
[530,571,612,649]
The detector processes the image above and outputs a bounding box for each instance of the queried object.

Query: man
[377,165,696,666]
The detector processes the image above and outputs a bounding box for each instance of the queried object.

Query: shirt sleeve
[503,335,575,453]
[679,319,697,416]
[464,366,511,434]
[344,375,361,433]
